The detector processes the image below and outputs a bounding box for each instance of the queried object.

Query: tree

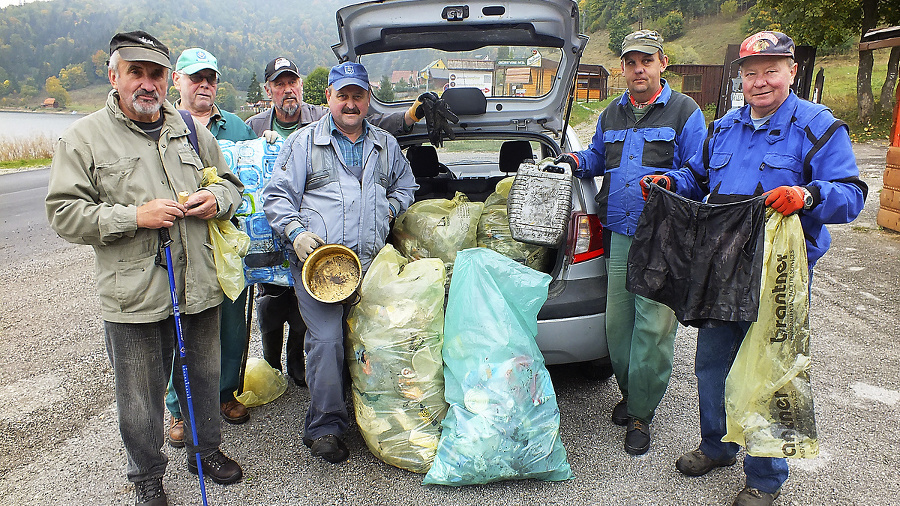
[607,13,632,55]
[304,66,328,106]
[91,50,108,80]
[58,63,89,90]
[750,0,900,123]
[44,76,70,107]
[658,11,685,40]
[217,81,238,112]
[374,75,395,102]
[246,72,262,105]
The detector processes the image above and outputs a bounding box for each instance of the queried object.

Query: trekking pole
[238,283,254,395]
[159,227,209,506]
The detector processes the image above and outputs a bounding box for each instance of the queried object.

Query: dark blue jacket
[666,91,867,267]
[573,81,706,237]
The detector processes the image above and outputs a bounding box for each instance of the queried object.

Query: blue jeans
[696,321,788,494]
[290,262,350,440]
[104,307,222,482]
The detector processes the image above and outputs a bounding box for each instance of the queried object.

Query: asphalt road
[0,141,898,505]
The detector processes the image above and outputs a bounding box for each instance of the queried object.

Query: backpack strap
[178,109,201,155]
[801,119,845,181]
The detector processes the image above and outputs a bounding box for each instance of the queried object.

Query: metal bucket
[507,162,573,247]
[301,244,362,304]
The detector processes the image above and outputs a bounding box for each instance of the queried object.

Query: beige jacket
[46,90,243,323]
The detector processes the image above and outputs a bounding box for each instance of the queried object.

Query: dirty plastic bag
[200,166,250,300]
[723,209,818,458]
[347,245,449,473]
[234,357,288,408]
[477,177,549,271]
[392,192,484,282]
[423,248,572,486]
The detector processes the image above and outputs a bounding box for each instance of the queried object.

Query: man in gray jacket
[45,31,244,505]
[262,61,417,464]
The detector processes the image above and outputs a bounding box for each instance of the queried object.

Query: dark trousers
[257,282,306,385]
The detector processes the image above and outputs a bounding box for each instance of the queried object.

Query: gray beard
[132,91,162,116]
[280,101,299,117]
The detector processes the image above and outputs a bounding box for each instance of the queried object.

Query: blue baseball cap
[328,62,369,91]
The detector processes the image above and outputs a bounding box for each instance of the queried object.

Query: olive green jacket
[46,90,243,323]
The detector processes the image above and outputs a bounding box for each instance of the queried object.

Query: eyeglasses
[184,72,218,85]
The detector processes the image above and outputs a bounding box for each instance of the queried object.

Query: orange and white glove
[764,186,805,215]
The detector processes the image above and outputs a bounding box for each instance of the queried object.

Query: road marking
[851,382,900,406]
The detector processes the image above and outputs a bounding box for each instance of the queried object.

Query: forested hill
[0,0,349,94]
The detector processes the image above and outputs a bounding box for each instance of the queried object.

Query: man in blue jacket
[262,62,417,463]
[556,29,707,456]
[645,31,867,506]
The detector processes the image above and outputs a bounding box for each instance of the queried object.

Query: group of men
[44,23,865,506]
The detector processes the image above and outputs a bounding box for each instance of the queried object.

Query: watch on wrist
[800,187,814,210]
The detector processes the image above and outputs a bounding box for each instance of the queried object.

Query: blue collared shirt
[329,115,367,170]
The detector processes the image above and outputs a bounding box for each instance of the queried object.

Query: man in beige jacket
[46,31,244,506]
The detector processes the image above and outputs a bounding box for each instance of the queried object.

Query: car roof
[332,0,588,138]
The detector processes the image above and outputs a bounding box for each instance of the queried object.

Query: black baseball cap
[109,30,171,69]
[264,57,301,82]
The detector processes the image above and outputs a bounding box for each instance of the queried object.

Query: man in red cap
[644,30,867,506]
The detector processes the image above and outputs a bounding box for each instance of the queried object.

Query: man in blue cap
[262,61,417,463]
[165,47,258,449]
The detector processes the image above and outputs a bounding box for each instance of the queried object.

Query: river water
[0,110,85,140]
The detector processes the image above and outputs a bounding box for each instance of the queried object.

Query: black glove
[554,153,579,172]
[417,92,459,148]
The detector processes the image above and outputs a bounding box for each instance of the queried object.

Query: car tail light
[569,212,604,263]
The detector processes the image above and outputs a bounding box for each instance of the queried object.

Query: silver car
[334,0,610,377]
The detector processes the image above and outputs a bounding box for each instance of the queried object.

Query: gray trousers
[289,262,350,440]
[104,306,222,482]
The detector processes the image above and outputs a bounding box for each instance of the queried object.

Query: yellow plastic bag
[234,357,288,407]
[201,167,250,301]
[723,208,818,459]
[477,177,549,271]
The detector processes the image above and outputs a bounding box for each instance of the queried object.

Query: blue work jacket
[573,81,707,237]
[666,92,867,267]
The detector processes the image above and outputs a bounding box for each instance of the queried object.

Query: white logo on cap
[275,58,291,70]
[344,64,354,75]
[138,37,155,46]
[197,51,207,60]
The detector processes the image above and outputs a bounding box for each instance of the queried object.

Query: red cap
[733,31,795,65]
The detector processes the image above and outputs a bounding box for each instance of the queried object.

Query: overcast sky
[0,0,42,8]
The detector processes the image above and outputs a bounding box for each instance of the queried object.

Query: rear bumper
[536,277,608,365]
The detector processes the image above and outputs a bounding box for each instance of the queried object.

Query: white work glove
[262,130,281,144]
[292,231,324,262]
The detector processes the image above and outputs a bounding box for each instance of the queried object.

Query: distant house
[575,64,609,102]
[391,70,418,87]
[42,97,60,108]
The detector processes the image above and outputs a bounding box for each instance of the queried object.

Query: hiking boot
[611,398,628,426]
[134,476,167,505]
[166,416,184,448]
[676,448,737,476]
[303,434,350,464]
[187,449,243,484]
[624,418,651,455]
[732,485,781,506]
[220,399,250,424]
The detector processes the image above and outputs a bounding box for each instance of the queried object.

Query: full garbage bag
[477,177,549,271]
[200,166,250,301]
[423,248,572,486]
[392,192,484,283]
[234,357,288,407]
[723,209,818,458]
[347,245,448,473]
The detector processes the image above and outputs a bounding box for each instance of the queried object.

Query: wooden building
[665,64,723,109]
[575,63,609,102]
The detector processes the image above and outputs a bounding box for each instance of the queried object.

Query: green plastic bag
[347,245,448,473]
[723,209,818,459]
[201,167,250,301]
[234,357,287,407]
[423,248,572,486]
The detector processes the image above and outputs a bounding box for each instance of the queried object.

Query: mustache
[341,107,360,114]
[133,89,159,100]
